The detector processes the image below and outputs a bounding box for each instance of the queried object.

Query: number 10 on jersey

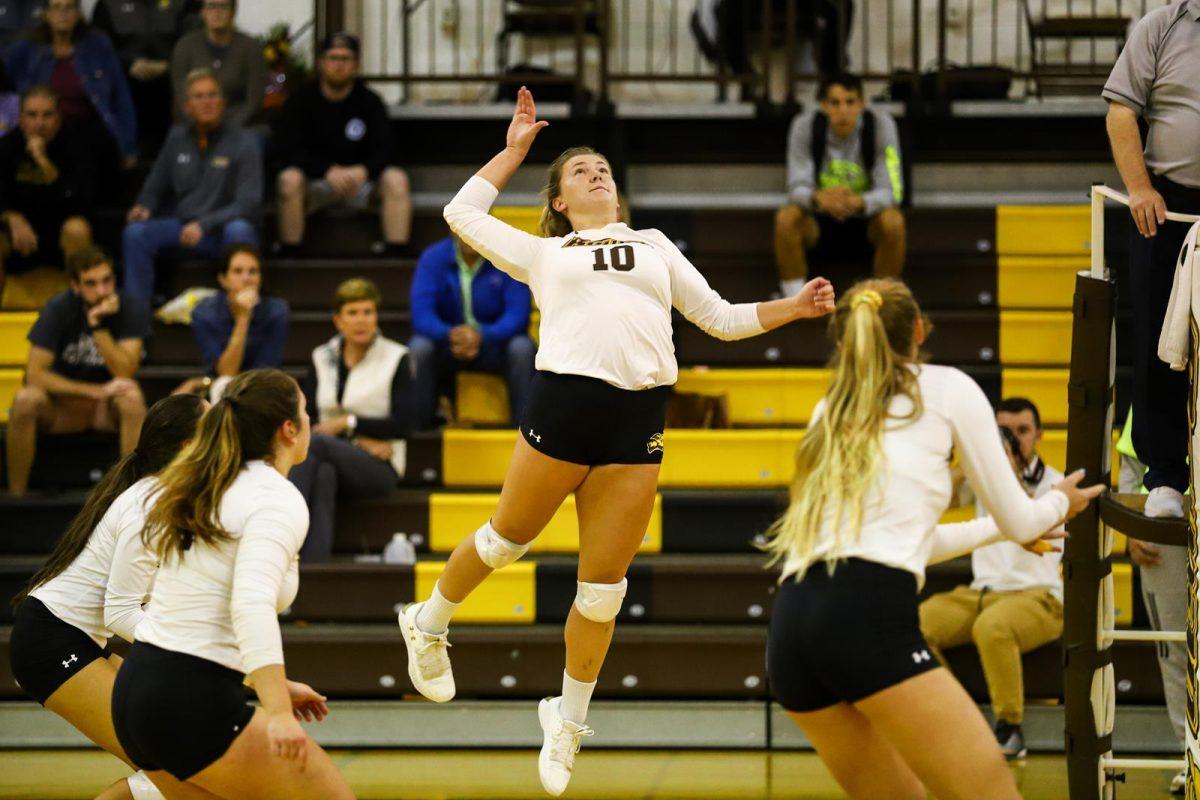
[592,245,636,272]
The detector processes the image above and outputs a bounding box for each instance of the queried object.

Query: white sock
[780,277,807,297]
[559,670,597,725]
[126,771,165,800]
[416,582,460,635]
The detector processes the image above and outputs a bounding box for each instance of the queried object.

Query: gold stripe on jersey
[562,236,638,247]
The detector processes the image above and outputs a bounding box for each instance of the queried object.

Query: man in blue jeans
[409,232,535,428]
[122,68,260,308]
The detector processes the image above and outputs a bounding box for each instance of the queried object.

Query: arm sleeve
[190,303,225,370]
[947,370,1070,544]
[355,354,415,439]
[103,491,157,642]
[276,92,327,178]
[230,492,308,673]
[663,233,765,341]
[196,135,263,233]
[253,302,288,368]
[136,142,174,212]
[1101,12,1161,113]
[443,175,542,284]
[862,112,903,217]
[26,306,64,353]
[410,247,454,343]
[785,113,816,209]
[479,274,532,343]
[926,516,1004,565]
[101,36,139,158]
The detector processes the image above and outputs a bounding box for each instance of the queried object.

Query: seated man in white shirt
[918,397,1064,762]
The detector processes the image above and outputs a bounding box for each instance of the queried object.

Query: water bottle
[383,533,416,565]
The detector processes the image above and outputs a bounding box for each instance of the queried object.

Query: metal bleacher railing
[317,0,1175,111]
[1062,185,1200,799]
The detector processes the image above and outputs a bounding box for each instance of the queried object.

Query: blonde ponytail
[765,280,925,579]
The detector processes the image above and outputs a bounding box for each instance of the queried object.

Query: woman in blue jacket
[4,0,137,164]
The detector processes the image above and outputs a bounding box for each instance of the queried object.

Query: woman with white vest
[290,277,416,562]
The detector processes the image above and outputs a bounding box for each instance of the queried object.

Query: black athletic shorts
[766,558,939,712]
[112,642,256,781]
[812,213,873,264]
[518,370,670,466]
[9,597,112,705]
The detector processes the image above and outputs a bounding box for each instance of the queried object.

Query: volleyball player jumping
[765,280,1103,800]
[398,87,836,796]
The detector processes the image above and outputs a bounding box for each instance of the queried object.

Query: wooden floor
[0,749,1177,799]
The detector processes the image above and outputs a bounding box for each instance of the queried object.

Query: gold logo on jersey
[563,236,634,248]
[646,432,665,455]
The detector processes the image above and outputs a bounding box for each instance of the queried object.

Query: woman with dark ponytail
[111,368,354,800]
[10,393,208,800]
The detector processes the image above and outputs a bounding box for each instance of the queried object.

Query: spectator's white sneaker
[1145,487,1185,519]
[397,602,455,703]
[1170,767,1185,795]
[538,696,593,796]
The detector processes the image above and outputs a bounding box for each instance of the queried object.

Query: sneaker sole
[397,605,455,704]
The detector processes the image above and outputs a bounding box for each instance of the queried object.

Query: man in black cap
[274,32,410,256]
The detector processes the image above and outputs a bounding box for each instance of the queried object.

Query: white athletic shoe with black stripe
[538,696,593,796]
[397,602,456,703]
[1171,768,1185,796]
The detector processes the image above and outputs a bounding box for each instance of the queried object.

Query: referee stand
[1063,185,1197,799]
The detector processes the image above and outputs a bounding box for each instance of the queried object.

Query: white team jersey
[134,461,307,674]
[444,176,765,390]
[31,477,159,648]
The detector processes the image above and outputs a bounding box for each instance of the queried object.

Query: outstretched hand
[794,277,836,319]
[506,86,550,155]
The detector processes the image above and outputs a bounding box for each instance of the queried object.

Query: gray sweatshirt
[785,108,903,217]
[137,120,262,233]
[171,29,266,129]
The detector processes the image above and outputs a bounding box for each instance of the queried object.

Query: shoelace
[413,631,451,678]
[550,723,594,766]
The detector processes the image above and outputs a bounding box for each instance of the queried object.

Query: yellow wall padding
[415,561,535,623]
[428,493,662,554]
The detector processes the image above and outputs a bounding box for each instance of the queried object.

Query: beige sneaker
[397,602,456,703]
[537,696,593,796]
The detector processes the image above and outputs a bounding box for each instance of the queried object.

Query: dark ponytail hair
[13,394,207,607]
[144,369,302,562]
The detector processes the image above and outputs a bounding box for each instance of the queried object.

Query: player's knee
[573,577,628,623]
[775,204,806,232]
[474,520,530,569]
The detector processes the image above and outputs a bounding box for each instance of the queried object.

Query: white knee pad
[474,521,530,569]
[127,771,165,800]
[574,578,628,623]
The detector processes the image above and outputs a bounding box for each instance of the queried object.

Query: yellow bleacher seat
[673,368,829,426]
[428,493,662,553]
[492,207,541,236]
[1000,311,1072,365]
[1112,562,1133,626]
[998,256,1087,309]
[455,373,510,425]
[0,313,36,367]
[996,206,1089,256]
[0,368,22,423]
[415,561,535,623]
[1001,369,1068,426]
[1039,429,1121,484]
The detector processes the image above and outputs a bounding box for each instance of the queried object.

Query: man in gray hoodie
[774,72,905,297]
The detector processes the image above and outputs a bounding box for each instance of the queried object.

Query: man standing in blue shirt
[409,233,535,429]
[190,245,287,381]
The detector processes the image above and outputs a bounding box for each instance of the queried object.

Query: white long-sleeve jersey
[133,462,307,674]
[444,176,765,390]
[30,478,159,647]
[783,365,1070,586]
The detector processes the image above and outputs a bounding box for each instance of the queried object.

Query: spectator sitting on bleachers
[170,0,262,130]
[274,32,411,256]
[0,0,43,53]
[774,71,905,297]
[4,0,136,167]
[123,67,260,309]
[0,86,96,307]
[176,244,286,398]
[6,245,148,496]
[409,232,535,429]
[918,397,1064,762]
[92,0,195,152]
[289,278,415,562]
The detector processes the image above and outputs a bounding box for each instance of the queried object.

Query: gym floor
[0,749,1176,799]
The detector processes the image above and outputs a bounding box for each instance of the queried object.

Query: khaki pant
[918,585,1063,724]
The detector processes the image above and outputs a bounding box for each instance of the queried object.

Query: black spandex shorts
[112,642,256,781]
[9,597,112,705]
[519,371,670,466]
[766,558,939,712]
